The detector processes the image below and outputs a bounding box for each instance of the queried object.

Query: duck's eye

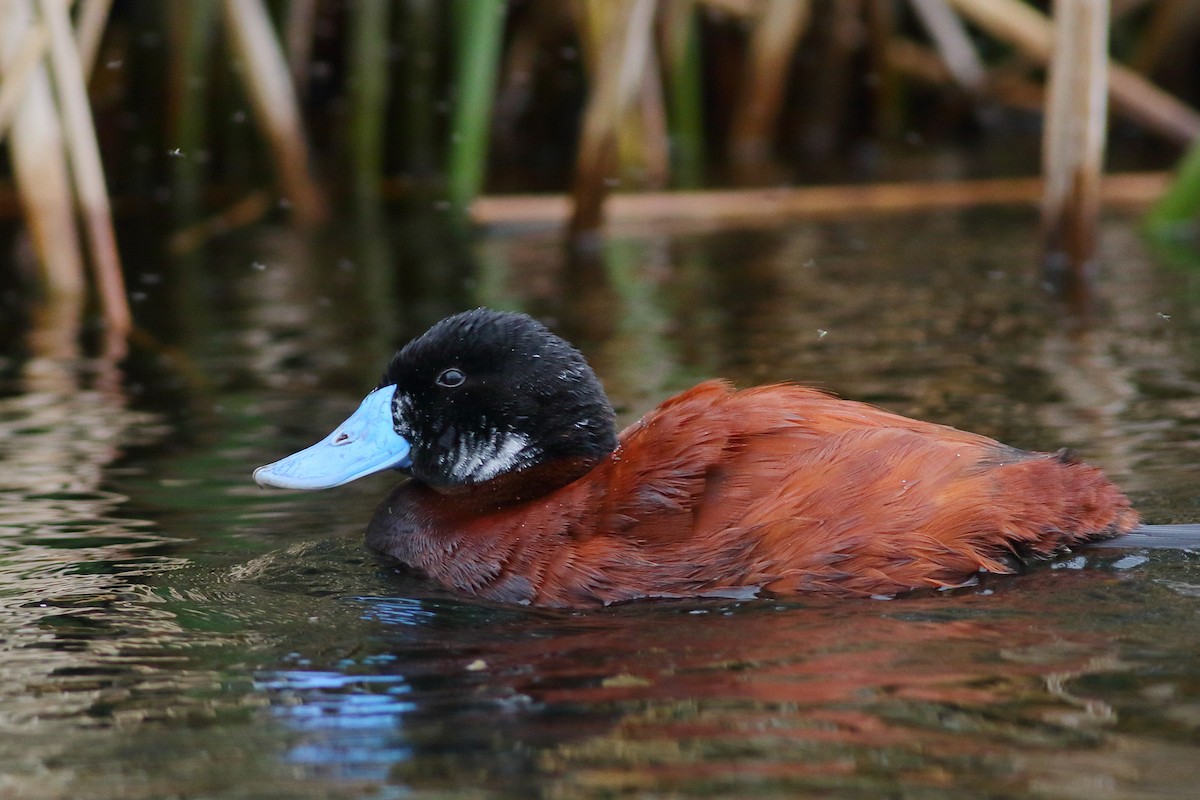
[436,367,465,388]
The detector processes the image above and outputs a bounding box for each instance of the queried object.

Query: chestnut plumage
[256,308,1140,607]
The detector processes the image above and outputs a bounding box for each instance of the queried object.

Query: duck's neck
[365,454,608,603]
[428,453,606,510]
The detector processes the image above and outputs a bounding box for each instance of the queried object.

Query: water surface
[1,209,1199,798]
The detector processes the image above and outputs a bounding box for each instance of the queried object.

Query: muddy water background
[1,209,1199,798]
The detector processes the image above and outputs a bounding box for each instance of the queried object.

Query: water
[2,208,1200,798]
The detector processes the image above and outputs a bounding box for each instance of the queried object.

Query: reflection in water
[1036,224,1200,513]
[254,572,1200,797]
[1,212,1199,798]
[0,306,216,786]
[258,668,416,781]
[3,369,145,688]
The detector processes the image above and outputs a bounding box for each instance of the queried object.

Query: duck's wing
[601,382,1137,597]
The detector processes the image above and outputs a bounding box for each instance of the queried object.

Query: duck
[254,307,1157,607]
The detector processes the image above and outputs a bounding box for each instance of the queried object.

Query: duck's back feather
[367,381,1136,605]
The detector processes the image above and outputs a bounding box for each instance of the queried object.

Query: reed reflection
[0,297,199,731]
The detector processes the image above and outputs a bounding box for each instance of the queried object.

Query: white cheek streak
[447,431,533,483]
[480,433,533,480]
[392,393,414,430]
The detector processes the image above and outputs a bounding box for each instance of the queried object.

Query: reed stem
[728,0,810,168]
[75,0,113,81]
[447,0,508,221]
[222,0,327,223]
[569,0,657,237]
[349,0,391,203]
[168,0,218,225]
[662,0,705,188]
[284,0,318,96]
[948,0,1200,143]
[908,0,985,94]
[39,0,131,337]
[1,0,85,302]
[1041,0,1110,294]
[399,0,440,178]
[0,22,49,141]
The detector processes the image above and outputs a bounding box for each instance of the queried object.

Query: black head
[380,309,618,492]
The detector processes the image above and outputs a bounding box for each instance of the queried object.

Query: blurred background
[2,0,1200,356]
[2,2,1200,798]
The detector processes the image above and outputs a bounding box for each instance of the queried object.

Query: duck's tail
[1087,524,1200,550]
